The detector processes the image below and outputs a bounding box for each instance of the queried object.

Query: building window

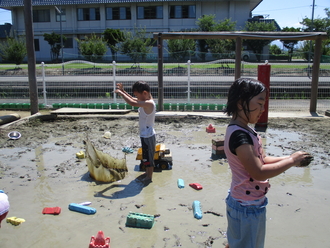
[34,39,40,51]
[77,8,100,21]
[137,6,163,19]
[64,38,73,49]
[169,5,196,18]
[33,9,50,22]
[56,8,66,22]
[106,7,131,20]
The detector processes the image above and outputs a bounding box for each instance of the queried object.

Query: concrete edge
[0,110,327,130]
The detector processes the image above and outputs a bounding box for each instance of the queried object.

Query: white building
[0,0,275,62]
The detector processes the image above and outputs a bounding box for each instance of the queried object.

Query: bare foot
[141,177,152,186]
[142,176,152,182]
[136,173,147,181]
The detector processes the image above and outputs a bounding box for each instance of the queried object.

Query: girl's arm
[236,144,309,181]
[264,155,290,164]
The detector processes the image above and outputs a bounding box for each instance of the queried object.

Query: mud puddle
[0,117,330,247]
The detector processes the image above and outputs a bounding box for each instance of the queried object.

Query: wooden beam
[157,33,164,111]
[235,37,242,80]
[310,37,322,113]
[153,31,328,41]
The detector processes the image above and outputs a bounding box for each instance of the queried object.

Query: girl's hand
[291,152,314,167]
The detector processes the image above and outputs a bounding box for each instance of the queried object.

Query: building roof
[248,17,282,31]
[0,0,262,10]
[0,23,11,38]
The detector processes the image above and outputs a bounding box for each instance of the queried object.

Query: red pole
[256,63,271,128]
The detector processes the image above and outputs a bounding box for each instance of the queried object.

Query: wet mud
[0,116,330,247]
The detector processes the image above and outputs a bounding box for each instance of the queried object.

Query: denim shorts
[226,194,268,248]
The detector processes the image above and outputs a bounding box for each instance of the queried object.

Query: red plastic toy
[189,183,203,190]
[89,230,110,248]
[42,207,61,215]
[206,124,216,133]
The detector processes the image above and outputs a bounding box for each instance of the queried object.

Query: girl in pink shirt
[223,78,312,248]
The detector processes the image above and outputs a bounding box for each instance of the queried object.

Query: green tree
[280,27,301,61]
[270,44,281,55]
[166,38,196,65]
[243,21,277,62]
[196,14,217,61]
[0,35,27,65]
[300,8,330,60]
[196,15,237,61]
[43,32,67,62]
[207,18,237,59]
[76,33,107,62]
[102,28,125,61]
[118,26,154,65]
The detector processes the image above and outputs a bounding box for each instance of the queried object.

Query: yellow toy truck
[136,144,173,171]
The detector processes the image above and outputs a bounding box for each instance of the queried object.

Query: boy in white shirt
[115,81,156,184]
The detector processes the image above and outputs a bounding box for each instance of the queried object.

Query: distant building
[0,22,11,40]
[0,0,280,62]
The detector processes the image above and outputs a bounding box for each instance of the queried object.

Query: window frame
[34,39,40,51]
[33,9,51,22]
[106,7,131,20]
[137,6,163,19]
[77,8,101,21]
[55,8,66,22]
[169,5,196,19]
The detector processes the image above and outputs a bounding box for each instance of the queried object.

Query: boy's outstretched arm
[115,83,137,106]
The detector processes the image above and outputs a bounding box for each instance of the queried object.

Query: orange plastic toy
[89,230,110,248]
[206,124,216,133]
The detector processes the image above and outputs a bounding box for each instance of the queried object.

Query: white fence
[0,59,329,111]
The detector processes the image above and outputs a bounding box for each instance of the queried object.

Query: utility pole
[308,0,316,66]
[24,0,38,114]
[55,6,64,75]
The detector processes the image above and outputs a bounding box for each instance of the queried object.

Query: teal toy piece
[192,200,203,219]
[177,178,185,188]
[125,212,155,229]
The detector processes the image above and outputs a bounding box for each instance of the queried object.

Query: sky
[252,0,328,29]
[0,0,328,26]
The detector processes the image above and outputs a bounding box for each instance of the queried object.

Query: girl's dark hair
[224,78,267,119]
[132,80,150,93]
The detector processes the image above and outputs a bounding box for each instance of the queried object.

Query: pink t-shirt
[224,124,270,202]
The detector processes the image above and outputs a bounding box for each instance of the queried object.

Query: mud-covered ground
[0,114,330,247]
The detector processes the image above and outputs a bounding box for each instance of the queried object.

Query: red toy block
[189,183,203,190]
[42,207,61,215]
[89,230,110,248]
[206,124,216,133]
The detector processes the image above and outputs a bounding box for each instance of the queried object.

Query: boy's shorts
[226,194,268,248]
[140,135,156,167]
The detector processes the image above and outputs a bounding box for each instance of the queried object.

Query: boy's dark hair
[132,81,150,93]
[225,78,267,119]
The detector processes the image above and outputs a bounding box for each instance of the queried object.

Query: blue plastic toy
[177,178,185,189]
[68,203,96,215]
[192,200,203,219]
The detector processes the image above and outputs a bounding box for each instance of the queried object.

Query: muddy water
[1,122,330,248]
